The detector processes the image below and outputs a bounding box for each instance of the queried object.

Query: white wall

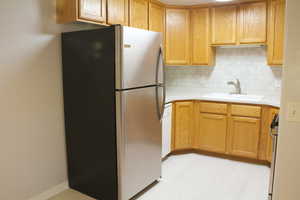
[0,1,99,199]
[166,47,282,100]
[273,0,300,199]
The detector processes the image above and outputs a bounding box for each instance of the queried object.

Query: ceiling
[158,0,222,5]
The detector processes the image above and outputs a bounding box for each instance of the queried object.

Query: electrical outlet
[287,102,300,122]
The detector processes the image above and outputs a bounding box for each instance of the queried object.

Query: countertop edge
[165,97,280,108]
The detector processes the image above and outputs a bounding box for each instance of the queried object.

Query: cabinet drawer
[231,105,261,118]
[200,102,227,114]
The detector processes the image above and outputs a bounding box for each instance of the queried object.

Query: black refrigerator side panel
[62,28,118,200]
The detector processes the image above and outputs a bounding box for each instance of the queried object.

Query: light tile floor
[50,153,270,200]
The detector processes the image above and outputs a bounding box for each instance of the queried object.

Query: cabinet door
[107,0,128,25]
[195,113,227,153]
[79,0,106,23]
[229,117,260,159]
[162,104,172,158]
[166,9,190,65]
[190,8,215,66]
[268,0,286,66]
[211,5,237,45]
[129,0,149,30]
[239,2,267,44]
[172,102,194,150]
[149,2,165,33]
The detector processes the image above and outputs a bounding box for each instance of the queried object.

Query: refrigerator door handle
[155,46,166,121]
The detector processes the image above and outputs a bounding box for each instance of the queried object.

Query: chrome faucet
[227,79,242,94]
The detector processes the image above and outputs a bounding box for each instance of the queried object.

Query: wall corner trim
[28,181,69,200]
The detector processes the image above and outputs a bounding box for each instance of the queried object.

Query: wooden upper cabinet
[239,2,267,44]
[79,0,106,23]
[107,0,128,25]
[195,113,227,154]
[268,0,286,66]
[166,9,190,65]
[228,117,261,159]
[149,2,165,33]
[211,5,237,45]
[190,8,215,66]
[57,0,106,24]
[172,102,194,150]
[129,0,149,30]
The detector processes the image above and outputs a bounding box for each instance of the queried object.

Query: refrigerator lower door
[116,26,163,90]
[116,87,162,200]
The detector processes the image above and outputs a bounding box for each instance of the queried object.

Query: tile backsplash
[165,47,282,99]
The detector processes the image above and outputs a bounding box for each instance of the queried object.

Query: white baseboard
[29,181,69,200]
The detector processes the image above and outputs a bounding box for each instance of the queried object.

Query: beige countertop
[166,93,280,108]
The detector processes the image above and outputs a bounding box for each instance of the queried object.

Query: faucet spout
[227,79,242,94]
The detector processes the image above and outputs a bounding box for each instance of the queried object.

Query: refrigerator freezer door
[116,87,162,200]
[116,26,163,89]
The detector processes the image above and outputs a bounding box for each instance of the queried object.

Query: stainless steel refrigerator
[62,25,165,200]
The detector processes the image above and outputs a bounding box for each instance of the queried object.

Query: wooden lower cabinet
[258,106,280,161]
[172,101,278,162]
[172,102,194,150]
[194,113,227,153]
[228,117,261,159]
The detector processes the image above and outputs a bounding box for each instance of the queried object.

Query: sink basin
[202,93,264,102]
